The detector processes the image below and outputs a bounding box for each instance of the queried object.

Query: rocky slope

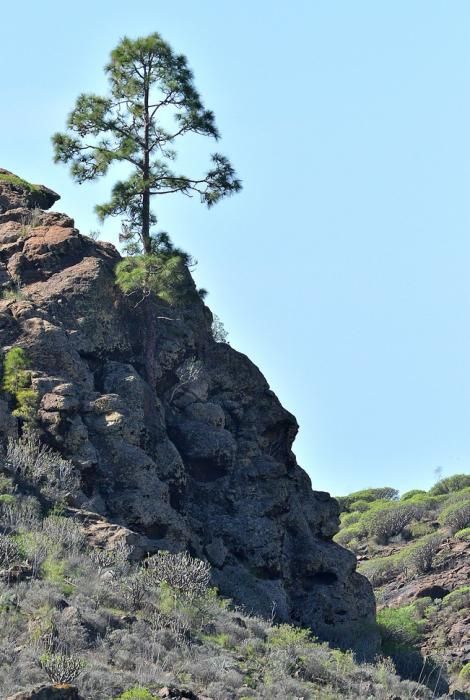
[334,483,470,695]
[0,169,376,654]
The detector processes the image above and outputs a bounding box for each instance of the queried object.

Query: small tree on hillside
[52,33,241,261]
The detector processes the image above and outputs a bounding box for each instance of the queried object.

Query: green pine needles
[114,232,191,304]
[2,347,38,425]
[52,32,241,259]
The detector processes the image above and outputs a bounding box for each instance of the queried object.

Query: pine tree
[52,33,241,256]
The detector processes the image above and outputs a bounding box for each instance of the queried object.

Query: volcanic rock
[0,170,378,655]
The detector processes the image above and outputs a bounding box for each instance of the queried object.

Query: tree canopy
[52,33,241,256]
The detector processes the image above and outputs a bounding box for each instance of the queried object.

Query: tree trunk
[142,186,151,254]
[144,297,157,388]
[142,70,151,254]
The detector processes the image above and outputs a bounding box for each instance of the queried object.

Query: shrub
[4,436,79,502]
[459,663,470,683]
[333,522,366,547]
[2,347,30,395]
[1,348,39,425]
[378,604,424,649]
[358,534,441,584]
[0,534,21,569]
[348,499,371,512]
[117,690,156,700]
[439,500,470,533]
[0,475,14,495]
[42,515,85,555]
[365,503,417,543]
[0,172,41,192]
[0,494,15,506]
[430,473,470,496]
[16,531,49,577]
[0,496,41,533]
[455,527,470,541]
[115,248,190,305]
[336,487,398,513]
[358,555,403,586]
[401,489,427,501]
[211,314,228,343]
[407,521,436,539]
[145,550,211,603]
[339,511,361,527]
[268,623,312,650]
[442,586,470,611]
[399,493,440,512]
[38,652,84,683]
[406,535,442,574]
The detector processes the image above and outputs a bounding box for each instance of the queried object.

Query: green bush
[348,499,371,512]
[439,500,470,533]
[363,502,417,543]
[333,522,366,547]
[400,489,426,501]
[377,603,425,649]
[336,487,398,513]
[430,474,470,496]
[407,521,436,539]
[358,534,441,584]
[1,348,38,425]
[268,623,313,649]
[115,236,193,305]
[399,493,440,511]
[455,527,470,541]
[116,689,156,700]
[459,663,470,681]
[442,586,470,611]
[405,534,442,574]
[0,494,16,505]
[0,475,14,495]
[339,511,361,527]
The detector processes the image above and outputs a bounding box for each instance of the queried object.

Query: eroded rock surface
[0,171,377,654]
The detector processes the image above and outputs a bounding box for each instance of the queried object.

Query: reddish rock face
[0,171,378,656]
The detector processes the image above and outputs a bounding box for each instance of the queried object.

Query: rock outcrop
[6,685,83,700]
[0,168,60,213]
[0,171,377,654]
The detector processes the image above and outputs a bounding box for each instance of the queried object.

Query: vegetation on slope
[0,437,438,700]
[335,476,470,696]
[0,171,42,193]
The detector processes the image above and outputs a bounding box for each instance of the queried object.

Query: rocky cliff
[0,170,376,654]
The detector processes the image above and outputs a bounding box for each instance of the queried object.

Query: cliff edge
[0,170,377,654]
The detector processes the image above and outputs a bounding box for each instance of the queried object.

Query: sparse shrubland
[0,438,440,699]
[335,475,470,696]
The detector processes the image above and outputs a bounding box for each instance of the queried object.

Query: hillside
[0,168,376,652]
[1,170,468,698]
[0,170,398,699]
[334,476,470,697]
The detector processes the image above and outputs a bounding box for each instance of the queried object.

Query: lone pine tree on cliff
[52,33,241,294]
[53,33,240,386]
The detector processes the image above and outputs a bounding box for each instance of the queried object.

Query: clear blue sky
[1,1,470,496]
